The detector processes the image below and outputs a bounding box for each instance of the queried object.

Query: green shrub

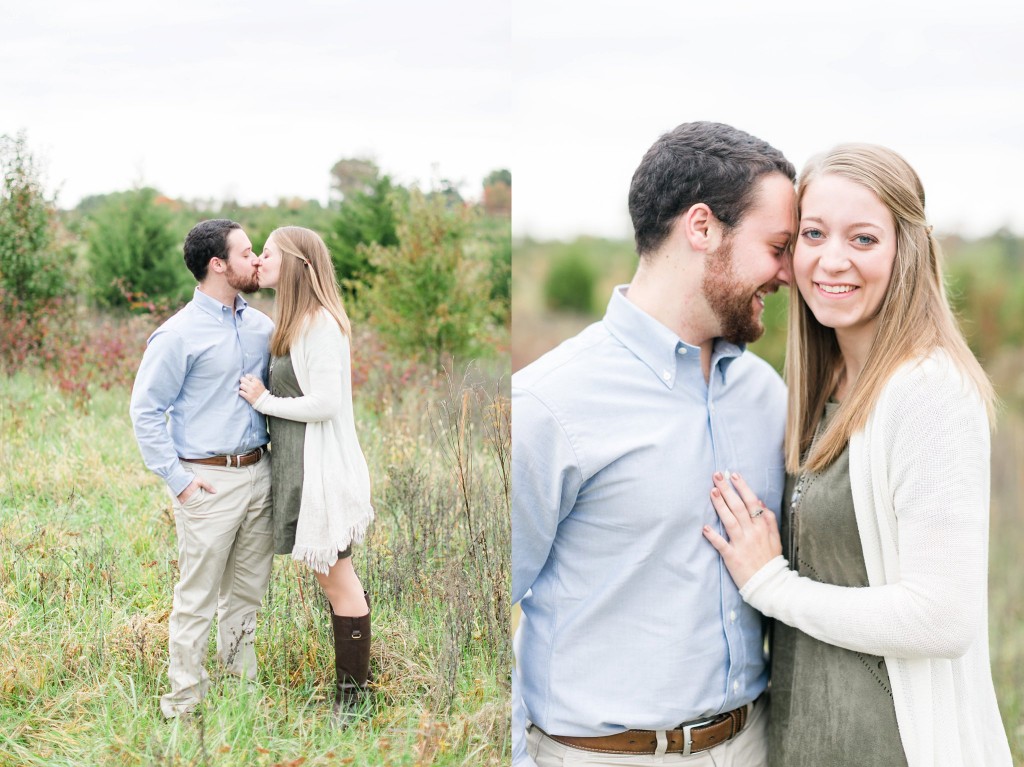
[470,215,510,324]
[327,176,404,292]
[0,133,67,311]
[544,247,597,314]
[86,188,190,308]
[360,191,498,366]
[488,231,511,319]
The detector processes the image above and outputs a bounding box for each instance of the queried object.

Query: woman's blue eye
[803,229,823,239]
[855,235,875,245]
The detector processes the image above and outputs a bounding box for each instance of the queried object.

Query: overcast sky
[1,0,510,208]
[5,1,1023,237]
[513,0,1024,241]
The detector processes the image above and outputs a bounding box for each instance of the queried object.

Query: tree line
[0,133,511,369]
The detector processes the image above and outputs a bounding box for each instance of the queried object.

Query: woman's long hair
[267,226,352,357]
[784,144,995,474]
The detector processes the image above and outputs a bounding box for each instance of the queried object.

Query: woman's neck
[833,325,875,401]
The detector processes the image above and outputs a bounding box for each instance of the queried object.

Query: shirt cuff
[168,466,195,497]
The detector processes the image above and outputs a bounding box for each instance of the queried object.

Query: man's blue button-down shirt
[129,288,273,495]
[512,286,786,764]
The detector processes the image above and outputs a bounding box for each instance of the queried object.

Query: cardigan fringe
[291,513,374,575]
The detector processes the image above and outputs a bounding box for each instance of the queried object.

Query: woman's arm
[240,314,348,423]
[706,363,990,659]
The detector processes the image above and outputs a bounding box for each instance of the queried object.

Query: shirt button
[709,403,716,413]
[677,347,687,355]
[662,370,671,381]
[733,680,740,692]
[729,610,737,622]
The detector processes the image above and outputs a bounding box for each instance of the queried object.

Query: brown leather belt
[181,446,267,468]
[544,702,750,757]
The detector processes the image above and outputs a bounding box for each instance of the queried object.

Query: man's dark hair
[628,122,795,256]
[183,219,242,281]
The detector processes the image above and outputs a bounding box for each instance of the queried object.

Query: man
[512,122,797,766]
[130,219,275,718]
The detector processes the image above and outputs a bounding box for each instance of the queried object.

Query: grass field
[0,347,510,766]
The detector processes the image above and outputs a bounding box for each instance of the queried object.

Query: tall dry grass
[0,319,510,766]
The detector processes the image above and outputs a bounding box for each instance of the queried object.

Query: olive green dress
[769,402,907,767]
[268,353,351,559]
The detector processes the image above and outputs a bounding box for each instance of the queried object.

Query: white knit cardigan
[253,308,374,574]
[741,351,1011,767]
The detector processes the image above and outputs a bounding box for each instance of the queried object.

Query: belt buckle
[680,716,716,757]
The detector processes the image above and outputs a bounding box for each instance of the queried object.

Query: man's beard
[701,237,769,345]
[225,261,259,293]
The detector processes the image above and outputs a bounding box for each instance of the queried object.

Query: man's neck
[198,281,239,311]
[626,255,719,381]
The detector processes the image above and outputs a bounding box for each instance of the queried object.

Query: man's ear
[679,203,724,253]
[207,257,227,275]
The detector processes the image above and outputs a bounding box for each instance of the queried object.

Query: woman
[238,226,374,727]
[702,145,1011,766]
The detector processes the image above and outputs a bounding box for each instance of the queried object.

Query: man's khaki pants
[160,457,274,718]
[526,697,767,767]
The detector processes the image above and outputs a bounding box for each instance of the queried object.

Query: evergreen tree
[361,191,497,366]
[0,133,65,310]
[87,188,189,307]
[327,175,403,290]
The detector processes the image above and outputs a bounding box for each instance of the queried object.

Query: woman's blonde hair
[785,143,995,473]
[267,226,352,357]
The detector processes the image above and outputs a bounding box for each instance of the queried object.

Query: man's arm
[128,329,196,497]
[512,388,585,602]
[511,386,583,766]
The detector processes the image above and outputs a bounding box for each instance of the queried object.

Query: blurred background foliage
[513,232,1024,386]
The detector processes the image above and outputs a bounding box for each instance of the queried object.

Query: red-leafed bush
[0,286,165,409]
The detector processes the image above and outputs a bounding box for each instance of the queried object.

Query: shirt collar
[712,339,744,385]
[192,286,249,322]
[603,285,744,389]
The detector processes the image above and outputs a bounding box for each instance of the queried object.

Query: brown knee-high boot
[330,591,371,727]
